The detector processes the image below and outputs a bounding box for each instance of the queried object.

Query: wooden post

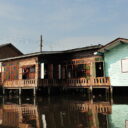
[19,97,21,105]
[19,88,21,96]
[106,88,109,100]
[3,88,5,95]
[83,88,86,96]
[110,87,113,98]
[60,112,64,127]
[88,86,93,100]
[90,86,93,94]
[2,96,4,104]
[34,96,36,105]
[48,87,51,95]
[88,88,90,97]
[33,88,36,96]
[90,95,93,104]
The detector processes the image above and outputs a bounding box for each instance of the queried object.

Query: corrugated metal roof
[0,44,102,61]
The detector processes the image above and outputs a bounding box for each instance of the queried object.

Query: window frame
[121,58,128,73]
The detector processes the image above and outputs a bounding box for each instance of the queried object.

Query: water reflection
[38,97,111,128]
[108,96,128,128]
[0,96,112,128]
[0,97,38,128]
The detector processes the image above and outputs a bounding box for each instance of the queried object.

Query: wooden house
[0,44,111,95]
[97,38,128,87]
[0,43,23,87]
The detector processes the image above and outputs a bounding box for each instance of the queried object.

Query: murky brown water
[0,95,127,128]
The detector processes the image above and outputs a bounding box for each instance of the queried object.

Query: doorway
[95,62,104,77]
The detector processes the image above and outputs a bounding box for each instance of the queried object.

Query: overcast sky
[0,0,128,53]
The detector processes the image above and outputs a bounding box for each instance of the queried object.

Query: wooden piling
[19,88,21,96]
[110,87,113,98]
[33,88,36,96]
[88,86,93,100]
[3,88,5,95]
[48,87,51,95]
[19,97,21,105]
[105,88,109,100]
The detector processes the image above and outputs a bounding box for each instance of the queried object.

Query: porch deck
[2,77,110,89]
[3,79,37,88]
[39,77,110,87]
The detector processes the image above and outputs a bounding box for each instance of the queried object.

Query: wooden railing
[69,102,112,114]
[39,77,110,87]
[3,79,37,88]
[2,77,110,88]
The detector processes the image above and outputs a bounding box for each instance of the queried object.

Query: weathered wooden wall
[2,57,39,88]
[19,57,38,80]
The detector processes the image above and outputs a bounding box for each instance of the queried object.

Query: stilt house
[0,44,110,94]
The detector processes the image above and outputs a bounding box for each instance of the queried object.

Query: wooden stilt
[90,95,93,104]
[88,86,93,100]
[48,96,51,104]
[19,88,21,96]
[48,87,51,95]
[110,87,113,98]
[60,112,64,127]
[19,97,21,105]
[2,96,4,104]
[88,88,90,96]
[3,88,5,95]
[106,88,109,100]
[83,88,86,96]
[90,86,93,93]
[110,87,113,104]
[33,88,36,96]
[34,96,36,105]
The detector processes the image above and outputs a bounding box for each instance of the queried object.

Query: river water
[0,94,127,128]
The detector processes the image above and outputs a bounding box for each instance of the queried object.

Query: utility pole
[40,35,43,52]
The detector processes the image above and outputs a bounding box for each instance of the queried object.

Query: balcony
[3,79,37,88]
[2,77,110,88]
[39,77,110,87]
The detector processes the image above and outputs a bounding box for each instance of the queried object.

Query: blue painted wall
[104,43,128,86]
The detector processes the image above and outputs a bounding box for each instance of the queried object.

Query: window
[76,64,86,77]
[22,65,35,79]
[121,59,128,73]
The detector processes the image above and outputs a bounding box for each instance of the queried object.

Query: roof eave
[98,38,128,53]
